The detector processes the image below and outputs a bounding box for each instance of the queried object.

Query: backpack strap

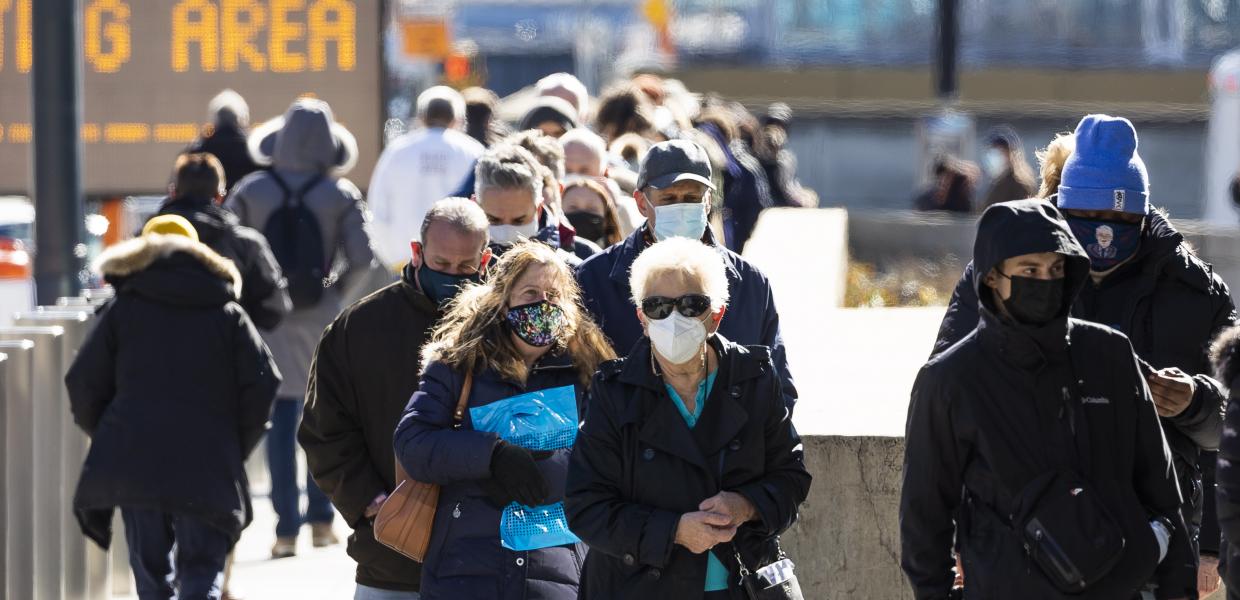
[268,171,323,207]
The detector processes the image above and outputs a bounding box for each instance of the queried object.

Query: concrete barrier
[743,207,849,311]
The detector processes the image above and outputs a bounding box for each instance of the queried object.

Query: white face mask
[648,311,708,364]
[983,149,1007,177]
[490,221,540,245]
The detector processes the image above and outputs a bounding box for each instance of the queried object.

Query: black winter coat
[66,234,280,548]
[394,353,587,600]
[902,200,1195,600]
[565,336,811,600]
[189,124,261,191]
[299,264,437,591]
[1211,328,1240,595]
[154,196,291,330]
[933,211,1235,556]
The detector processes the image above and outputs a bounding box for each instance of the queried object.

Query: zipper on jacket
[1060,386,1076,435]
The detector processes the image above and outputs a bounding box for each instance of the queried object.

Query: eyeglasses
[641,294,712,320]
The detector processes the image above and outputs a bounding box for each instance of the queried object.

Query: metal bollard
[0,339,36,600]
[0,327,68,600]
[15,310,98,600]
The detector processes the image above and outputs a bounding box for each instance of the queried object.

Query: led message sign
[0,0,380,195]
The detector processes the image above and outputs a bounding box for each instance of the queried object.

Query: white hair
[208,89,249,129]
[536,72,589,116]
[416,86,466,125]
[559,128,608,173]
[630,238,730,311]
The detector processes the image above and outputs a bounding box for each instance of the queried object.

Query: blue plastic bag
[500,502,581,551]
[469,385,578,451]
[471,386,581,551]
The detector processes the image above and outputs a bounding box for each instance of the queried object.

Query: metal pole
[31,0,85,305]
[935,0,959,101]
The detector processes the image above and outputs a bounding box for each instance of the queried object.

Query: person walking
[981,126,1037,207]
[189,89,262,192]
[228,97,376,557]
[566,238,811,599]
[932,116,1235,596]
[473,143,586,266]
[368,86,485,270]
[576,140,795,409]
[299,198,492,599]
[393,240,615,600]
[902,199,1195,599]
[66,216,280,600]
[153,152,290,331]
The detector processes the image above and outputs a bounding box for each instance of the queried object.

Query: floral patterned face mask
[505,300,566,347]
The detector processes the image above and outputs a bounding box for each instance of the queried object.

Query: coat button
[516,557,525,567]
[642,448,655,461]
[728,439,742,451]
[623,553,636,566]
[649,568,662,579]
[730,386,742,398]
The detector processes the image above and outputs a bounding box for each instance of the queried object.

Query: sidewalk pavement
[114,495,358,600]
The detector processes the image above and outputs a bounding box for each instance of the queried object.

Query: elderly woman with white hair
[566,238,811,600]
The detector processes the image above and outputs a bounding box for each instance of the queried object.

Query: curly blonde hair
[1036,132,1075,199]
[422,240,616,386]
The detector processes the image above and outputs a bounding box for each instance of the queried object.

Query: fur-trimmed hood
[95,234,242,303]
[1212,325,1240,389]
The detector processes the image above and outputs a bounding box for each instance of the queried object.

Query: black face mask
[1000,275,1065,325]
[566,211,606,246]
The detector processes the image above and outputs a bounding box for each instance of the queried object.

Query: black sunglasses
[641,294,712,320]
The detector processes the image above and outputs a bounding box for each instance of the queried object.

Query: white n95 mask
[648,311,708,364]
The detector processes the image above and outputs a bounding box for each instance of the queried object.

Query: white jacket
[367,127,484,266]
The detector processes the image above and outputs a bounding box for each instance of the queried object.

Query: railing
[0,286,127,600]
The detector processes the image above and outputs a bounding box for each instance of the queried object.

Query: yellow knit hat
[142,214,199,242]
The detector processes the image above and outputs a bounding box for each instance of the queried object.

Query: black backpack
[263,172,327,309]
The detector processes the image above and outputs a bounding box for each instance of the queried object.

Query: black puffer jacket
[1210,328,1240,595]
[154,196,291,330]
[299,264,437,592]
[902,200,1195,600]
[565,336,811,599]
[66,234,280,548]
[933,211,1236,556]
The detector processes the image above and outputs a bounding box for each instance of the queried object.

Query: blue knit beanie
[1056,114,1150,215]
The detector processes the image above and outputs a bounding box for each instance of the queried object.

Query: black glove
[478,441,550,509]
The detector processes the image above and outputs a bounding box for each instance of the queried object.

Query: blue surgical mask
[416,263,480,305]
[1066,217,1142,272]
[651,201,708,241]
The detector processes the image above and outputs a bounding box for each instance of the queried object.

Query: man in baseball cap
[575,139,795,410]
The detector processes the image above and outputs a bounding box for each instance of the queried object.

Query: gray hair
[420,197,490,244]
[474,144,544,206]
[416,86,466,127]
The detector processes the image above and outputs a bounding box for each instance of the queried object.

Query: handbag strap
[393,370,476,484]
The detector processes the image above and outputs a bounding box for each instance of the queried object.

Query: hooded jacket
[65,234,280,548]
[227,99,376,399]
[901,200,1195,599]
[932,210,1236,555]
[154,196,291,330]
[298,264,438,591]
[576,225,795,410]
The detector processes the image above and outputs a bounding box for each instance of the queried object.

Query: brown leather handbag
[374,371,473,562]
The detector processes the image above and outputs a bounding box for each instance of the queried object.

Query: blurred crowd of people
[62,71,816,600]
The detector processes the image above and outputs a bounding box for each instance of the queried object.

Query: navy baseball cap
[637,140,715,191]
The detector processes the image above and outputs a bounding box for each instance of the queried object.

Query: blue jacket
[575,225,796,408]
[394,354,586,600]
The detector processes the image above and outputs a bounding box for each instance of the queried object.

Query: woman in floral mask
[565,237,810,599]
[394,240,614,600]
